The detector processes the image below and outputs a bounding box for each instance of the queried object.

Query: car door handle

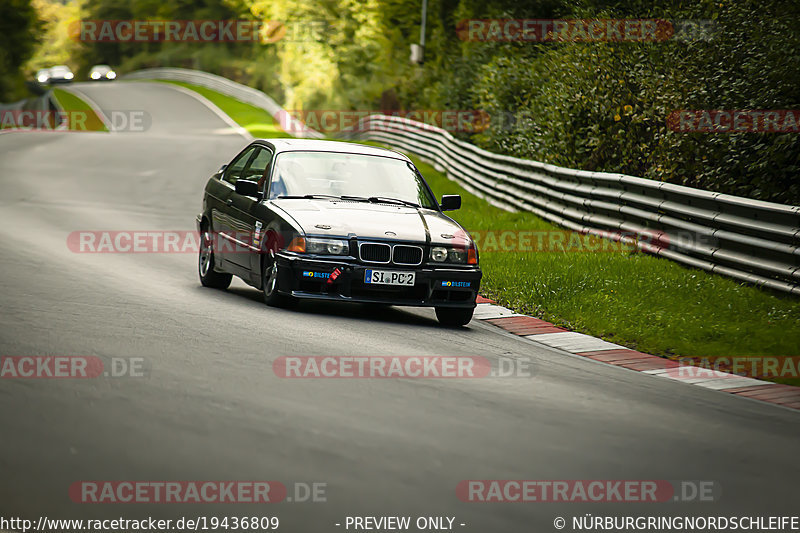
[226,198,234,206]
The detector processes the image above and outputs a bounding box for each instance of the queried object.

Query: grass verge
[418,159,800,385]
[155,80,292,139]
[52,88,107,131]
[167,81,800,386]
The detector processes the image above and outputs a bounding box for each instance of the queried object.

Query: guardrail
[0,90,64,128]
[348,115,799,295]
[122,68,323,139]
[119,69,798,294]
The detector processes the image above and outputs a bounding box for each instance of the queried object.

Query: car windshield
[269,151,437,209]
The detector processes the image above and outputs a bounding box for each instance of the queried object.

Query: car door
[213,145,259,269]
[226,146,274,274]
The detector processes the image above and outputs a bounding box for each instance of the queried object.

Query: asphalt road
[0,81,798,532]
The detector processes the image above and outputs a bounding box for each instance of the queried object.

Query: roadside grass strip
[478,300,800,410]
[413,158,800,388]
[52,88,108,131]
[166,82,800,395]
[155,80,292,139]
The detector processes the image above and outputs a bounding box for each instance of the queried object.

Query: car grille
[359,242,423,265]
[359,243,391,263]
[392,245,423,265]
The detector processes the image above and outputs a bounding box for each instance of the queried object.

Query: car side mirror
[235,179,260,198]
[217,164,228,175]
[440,195,461,211]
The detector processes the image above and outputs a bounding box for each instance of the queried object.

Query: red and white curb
[474,296,800,411]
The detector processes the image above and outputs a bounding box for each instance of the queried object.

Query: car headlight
[430,243,477,264]
[304,237,350,255]
[91,72,100,79]
[107,71,116,79]
[431,247,448,262]
[64,72,74,79]
[37,75,48,83]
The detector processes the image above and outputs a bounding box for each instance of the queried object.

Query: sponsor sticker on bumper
[440,280,472,288]
[302,271,331,279]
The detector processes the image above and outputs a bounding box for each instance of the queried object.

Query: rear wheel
[262,251,294,307]
[198,230,232,289]
[435,307,474,327]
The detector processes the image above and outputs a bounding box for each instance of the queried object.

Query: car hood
[273,199,468,245]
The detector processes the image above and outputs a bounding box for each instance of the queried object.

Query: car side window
[222,146,257,185]
[243,148,274,190]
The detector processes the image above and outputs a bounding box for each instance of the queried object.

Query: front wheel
[262,252,294,308]
[199,231,232,289]
[435,307,474,327]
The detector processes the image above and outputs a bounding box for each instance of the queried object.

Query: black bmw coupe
[197,139,481,326]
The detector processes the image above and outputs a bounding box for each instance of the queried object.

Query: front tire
[198,230,232,289]
[262,251,294,307]
[435,307,474,327]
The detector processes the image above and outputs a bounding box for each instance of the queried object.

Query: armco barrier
[120,69,799,294]
[349,115,799,295]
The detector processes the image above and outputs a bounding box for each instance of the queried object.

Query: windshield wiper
[275,194,420,208]
[276,194,342,200]
[368,196,420,208]
[339,195,371,202]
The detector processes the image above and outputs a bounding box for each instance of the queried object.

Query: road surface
[0,81,797,532]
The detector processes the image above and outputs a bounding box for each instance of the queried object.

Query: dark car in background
[196,139,481,325]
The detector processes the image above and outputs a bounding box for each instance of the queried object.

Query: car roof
[253,138,410,161]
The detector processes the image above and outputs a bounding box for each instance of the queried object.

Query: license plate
[365,269,416,286]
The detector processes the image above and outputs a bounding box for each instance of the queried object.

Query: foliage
[0,0,41,101]
[21,0,800,203]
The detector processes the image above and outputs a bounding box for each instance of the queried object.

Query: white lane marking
[694,377,771,390]
[472,303,523,320]
[154,82,252,140]
[522,331,624,352]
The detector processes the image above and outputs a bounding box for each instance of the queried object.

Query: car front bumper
[275,253,481,308]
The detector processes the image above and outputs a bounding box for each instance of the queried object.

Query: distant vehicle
[197,139,481,326]
[46,65,74,84]
[89,64,116,81]
[35,68,50,84]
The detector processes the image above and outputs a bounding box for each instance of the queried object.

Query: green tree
[0,0,41,101]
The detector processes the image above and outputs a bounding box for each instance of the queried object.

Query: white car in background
[89,64,117,81]
[45,65,74,84]
[35,68,50,84]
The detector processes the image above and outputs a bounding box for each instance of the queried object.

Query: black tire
[435,307,474,327]
[198,230,232,289]
[262,251,294,307]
